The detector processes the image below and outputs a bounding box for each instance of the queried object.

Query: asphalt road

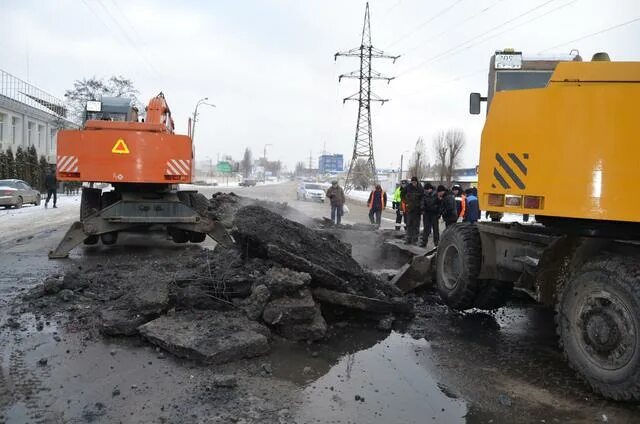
[1,182,639,423]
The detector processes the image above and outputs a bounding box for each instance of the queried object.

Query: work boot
[44,202,48,209]
[53,205,57,208]
[395,225,400,231]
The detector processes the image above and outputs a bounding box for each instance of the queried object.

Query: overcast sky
[2,0,639,170]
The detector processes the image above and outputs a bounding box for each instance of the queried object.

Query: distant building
[0,69,75,163]
[318,154,343,173]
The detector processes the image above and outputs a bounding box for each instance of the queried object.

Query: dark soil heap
[16,196,409,365]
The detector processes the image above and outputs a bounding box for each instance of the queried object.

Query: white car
[0,179,42,209]
[297,183,326,202]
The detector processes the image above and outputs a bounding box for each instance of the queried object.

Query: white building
[0,69,75,163]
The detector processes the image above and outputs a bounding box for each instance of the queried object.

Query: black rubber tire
[189,193,210,216]
[556,254,640,401]
[101,232,119,245]
[188,232,207,243]
[101,191,120,209]
[435,223,482,310]
[474,280,514,310]
[80,188,102,220]
[83,235,99,245]
[15,197,23,209]
[177,191,192,207]
[169,228,188,243]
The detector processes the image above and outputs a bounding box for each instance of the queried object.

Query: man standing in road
[326,180,345,225]
[367,184,387,227]
[404,177,423,244]
[463,187,480,223]
[44,167,57,209]
[392,180,407,231]
[420,183,441,247]
[438,185,458,228]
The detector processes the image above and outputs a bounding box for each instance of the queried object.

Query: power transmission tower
[335,2,399,191]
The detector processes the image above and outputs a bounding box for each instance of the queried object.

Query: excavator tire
[189,193,210,216]
[101,191,120,208]
[80,188,102,221]
[556,254,640,401]
[435,223,481,310]
[81,188,102,246]
[473,280,514,310]
[188,231,207,243]
[177,191,192,207]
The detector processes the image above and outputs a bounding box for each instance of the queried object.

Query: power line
[395,68,486,98]
[386,0,466,48]
[94,0,161,78]
[81,0,158,78]
[397,0,573,77]
[401,0,505,57]
[540,16,640,52]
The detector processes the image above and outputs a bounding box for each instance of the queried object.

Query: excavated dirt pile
[19,196,409,366]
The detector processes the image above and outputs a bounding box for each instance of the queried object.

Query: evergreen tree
[15,146,26,180]
[26,145,39,187]
[38,156,49,192]
[0,150,7,179]
[5,148,15,179]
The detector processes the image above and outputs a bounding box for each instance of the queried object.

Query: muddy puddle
[270,328,490,424]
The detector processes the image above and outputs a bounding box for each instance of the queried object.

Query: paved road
[1,183,638,423]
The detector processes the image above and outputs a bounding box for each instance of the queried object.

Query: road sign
[216,161,233,173]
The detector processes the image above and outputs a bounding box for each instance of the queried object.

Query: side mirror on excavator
[470,92,487,115]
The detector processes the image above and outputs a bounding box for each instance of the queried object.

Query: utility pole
[263,144,272,183]
[309,150,313,170]
[191,97,216,144]
[335,2,398,192]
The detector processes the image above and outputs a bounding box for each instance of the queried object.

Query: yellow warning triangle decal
[112,138,130,154]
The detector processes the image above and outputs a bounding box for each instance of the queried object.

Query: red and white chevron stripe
[57,155,78,173]
[166,159,191,176]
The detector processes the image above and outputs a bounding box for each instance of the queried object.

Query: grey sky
[2,0,639,170]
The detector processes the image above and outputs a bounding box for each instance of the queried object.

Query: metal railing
[0,69,68,118]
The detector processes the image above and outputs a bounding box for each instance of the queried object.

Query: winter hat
[410,176,418,182]
[424,182,434,190]
[436,185,446,193]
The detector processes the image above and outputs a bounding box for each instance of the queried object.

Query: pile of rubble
[18,199,414,366]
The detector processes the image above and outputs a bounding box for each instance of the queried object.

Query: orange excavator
[49,93,233,258]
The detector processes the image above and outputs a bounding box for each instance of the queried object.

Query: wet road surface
[1,182,639,423]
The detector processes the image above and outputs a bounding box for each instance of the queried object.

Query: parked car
[0,179,42,209]
[297,183,326,202]
[239,179,257,187]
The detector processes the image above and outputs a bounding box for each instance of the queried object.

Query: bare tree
[294,161,306,176]
[432,131,448,183]
[240,148,253,178]
[64,75,141,124]
[408,137,429,180]
[445,129,465,183]
[352,158,374,190]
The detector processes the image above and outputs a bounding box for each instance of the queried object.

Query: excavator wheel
[81,188,102,220]
[189,193,210,216]
[101,232,119,245]
[83,235,99,245]
[188,231,207,243]
[435,223,482,310]
[169,228,189,244]
[556,253,640,401]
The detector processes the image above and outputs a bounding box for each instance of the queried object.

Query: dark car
[239,179,257,187]
[0,179,42,209]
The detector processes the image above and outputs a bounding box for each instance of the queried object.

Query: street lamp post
[399,150,410,182]
[191,97,216,143]
[263,143,273,183]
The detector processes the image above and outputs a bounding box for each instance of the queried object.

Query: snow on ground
[0,194,80,245]
[180,179,287,191]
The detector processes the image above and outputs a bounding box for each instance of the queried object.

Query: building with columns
[0,69,75,163]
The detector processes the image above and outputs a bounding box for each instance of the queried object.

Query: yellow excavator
[434,49,640,400]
